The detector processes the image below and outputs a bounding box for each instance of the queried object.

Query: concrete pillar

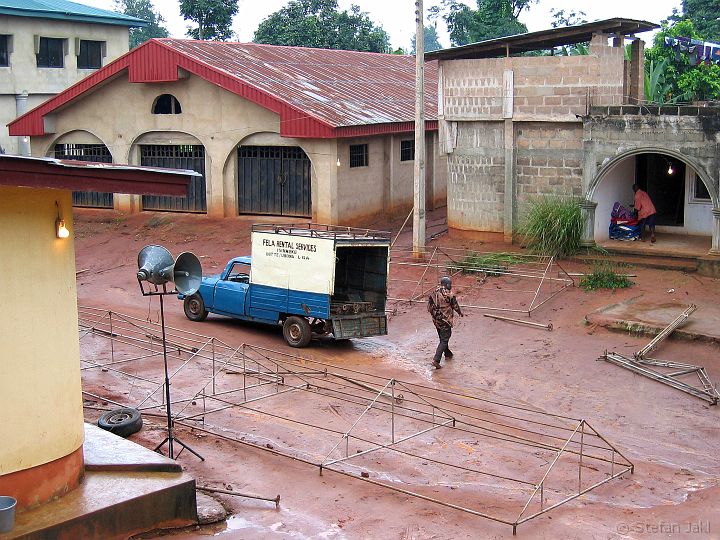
[580,199,598,247]
[503,120,516,243]
[629,39,644,105]
[15,92,30,156]
[710,208,720,255]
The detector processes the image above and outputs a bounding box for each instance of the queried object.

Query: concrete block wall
[515,122,584,212]
[441,37,625,122]
[447,121,505,231]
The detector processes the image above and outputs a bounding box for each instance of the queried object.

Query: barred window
[78,40,103,69]
[349,144,368,168]
[400,140,414,161]
[0,35,9,67]
[37,37,65,68]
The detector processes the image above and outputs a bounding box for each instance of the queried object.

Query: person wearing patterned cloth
[427,276,463,369]
[632,184,658,243]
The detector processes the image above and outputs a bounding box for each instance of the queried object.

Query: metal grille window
[54,143,114,208]
[400,140,414,162]
[141,144,206,213]
[237,146,311,217]
[152,94,182,114]
[78,40,103,69]
[0,35,8,67]
[37,37,65,68]
[349,144,368,168]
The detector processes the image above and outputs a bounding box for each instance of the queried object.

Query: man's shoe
[651,235,656,243]
[432,361,442,369]
[445,353,453,360]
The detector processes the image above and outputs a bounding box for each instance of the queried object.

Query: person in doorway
[427,276,464,369]
[632,184,658,243]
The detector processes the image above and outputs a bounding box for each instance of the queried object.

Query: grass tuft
[516,195,583,257]
[456,252,525,276]
[580,262,634,291]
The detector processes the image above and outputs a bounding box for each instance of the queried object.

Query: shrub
[580,262,634,291]
[517,196,583,257]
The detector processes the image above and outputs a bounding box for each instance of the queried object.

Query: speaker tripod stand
[138,281,204,462]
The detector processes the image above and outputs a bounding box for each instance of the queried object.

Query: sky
[83,0,682,50]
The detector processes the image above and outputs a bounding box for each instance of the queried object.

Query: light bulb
[336,158,341,167]
[56,218,69,238]
[667,164,674,175]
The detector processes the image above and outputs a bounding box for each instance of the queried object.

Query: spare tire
[98,407,143,438]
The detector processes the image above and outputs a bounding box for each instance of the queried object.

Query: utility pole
[413,0,426,258]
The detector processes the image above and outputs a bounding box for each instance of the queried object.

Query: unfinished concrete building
[428,18,720,259]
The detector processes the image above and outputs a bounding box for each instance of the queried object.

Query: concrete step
[572,249,699,273]
[4,425,197,540]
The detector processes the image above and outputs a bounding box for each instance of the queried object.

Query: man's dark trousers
[433,323,453,362]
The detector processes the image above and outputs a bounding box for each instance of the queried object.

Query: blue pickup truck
[179,224,390,347]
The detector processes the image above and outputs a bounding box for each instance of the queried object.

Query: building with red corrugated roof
[9,38,446,224]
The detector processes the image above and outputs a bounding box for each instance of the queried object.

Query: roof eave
[0,155,194,196]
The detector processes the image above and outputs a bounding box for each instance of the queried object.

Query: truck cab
[180,224,390,347]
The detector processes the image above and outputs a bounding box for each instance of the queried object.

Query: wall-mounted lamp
[336,158,341,167]
[55,201,69,239]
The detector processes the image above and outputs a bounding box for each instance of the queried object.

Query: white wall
[672,168,713,235]
[594,156,636,241]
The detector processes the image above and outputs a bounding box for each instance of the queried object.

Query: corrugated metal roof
[159,40,438,129]
[0,0,146,26]
[426,18,658,60]
[8,39,436,139]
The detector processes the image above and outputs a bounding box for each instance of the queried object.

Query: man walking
[428,276,463,369]
[632,184,657,243]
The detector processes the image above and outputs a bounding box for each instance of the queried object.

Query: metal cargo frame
[388,246,574,324]
[78,306,632,535]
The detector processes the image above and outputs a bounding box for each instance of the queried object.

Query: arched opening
[132,131,206,213]
[592,151,713,244]
[152,94,182,115]
[237,145,311,217]
[51,131,114,208]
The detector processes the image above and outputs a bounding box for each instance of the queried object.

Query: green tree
[674,0,720,41]
[549,8,587,55]
[115,0,169,48]
[645,19,720,102]
[253,0,390,53]
[411,25,442,54]
[180,0,238,40]
[428,0,535,46]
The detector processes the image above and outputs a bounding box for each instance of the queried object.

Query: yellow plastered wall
[0,186,84,475]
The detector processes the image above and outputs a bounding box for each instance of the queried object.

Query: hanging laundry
[664,36,720,65]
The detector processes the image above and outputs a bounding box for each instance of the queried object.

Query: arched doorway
[133,132,207,213]
[237,145,311,217]
[589,151,715,243]
[51,131,114,209]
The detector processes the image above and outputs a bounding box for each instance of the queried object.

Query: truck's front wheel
[184,294,208,322]
[283,316,312,348]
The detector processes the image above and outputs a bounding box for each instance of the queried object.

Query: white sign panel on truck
[250,232,336,295]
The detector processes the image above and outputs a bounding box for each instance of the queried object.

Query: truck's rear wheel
[283,316,312,348]
[184,294,208,322]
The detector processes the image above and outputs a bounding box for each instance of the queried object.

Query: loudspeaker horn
[173,252,202,295]
[137,245,174,285]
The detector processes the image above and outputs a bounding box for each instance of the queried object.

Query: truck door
[213,262,251,316]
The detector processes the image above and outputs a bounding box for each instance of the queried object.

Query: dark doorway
[140,145,206,213]
[237,146,311,217]
[635,153,685,226]
[54,143,114,209]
